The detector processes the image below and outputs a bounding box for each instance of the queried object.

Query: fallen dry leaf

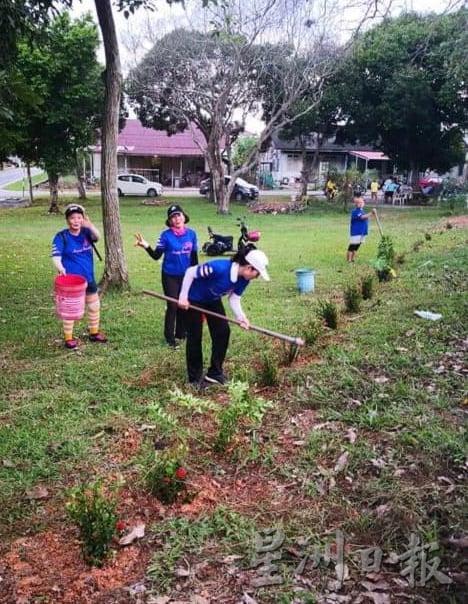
[220,554,244,563]
[376,504,391,518]
[26,485,49,500]
[334,451,349,473]
[361,579,390,591]
[118,522,145,545]
[362,591,390,604]
[174,566,190,578]
[193,596,210,604]
[448,535,468,549]
[242,593,258,604]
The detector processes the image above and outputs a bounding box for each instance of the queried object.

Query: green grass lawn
[0,194,466,601]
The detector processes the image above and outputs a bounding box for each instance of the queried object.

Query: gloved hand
[134,233,149,249]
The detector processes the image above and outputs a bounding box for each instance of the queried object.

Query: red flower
[175,467,187,480]
[116,520,125,532]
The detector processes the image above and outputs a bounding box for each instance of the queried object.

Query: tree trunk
[26,163,34,205]
[48,171,60,214]
[76,152,87,200]
[94,0,129,291]
[299,146,314,199]
[207,122,229,214]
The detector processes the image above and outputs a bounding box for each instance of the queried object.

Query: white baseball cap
[245,249,270,281]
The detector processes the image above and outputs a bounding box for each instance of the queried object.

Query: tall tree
[336,9,468,178]
[267,47,349,199]
[126,0,391,213]
[0,0,72,161]
[14,11,104,211]
[94,0,129,290]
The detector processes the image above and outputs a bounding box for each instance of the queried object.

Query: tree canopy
[13,11,104,209]
[336,9,468,175]
[126,0,346,212]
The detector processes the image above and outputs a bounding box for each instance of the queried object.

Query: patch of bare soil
[443,215,468,229]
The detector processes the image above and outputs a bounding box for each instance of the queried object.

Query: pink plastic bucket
[54,274,87,320]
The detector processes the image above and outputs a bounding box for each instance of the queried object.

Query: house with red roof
[88,119,208,187]
[88,119,394,190]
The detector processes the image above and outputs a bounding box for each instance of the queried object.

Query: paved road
[0,167,44,199]
[1,184,302,200]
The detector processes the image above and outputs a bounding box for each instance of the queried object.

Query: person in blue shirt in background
[178,247,270,387]
[51,203,107,349]
[346,195,376,263]
[135,204,198,349]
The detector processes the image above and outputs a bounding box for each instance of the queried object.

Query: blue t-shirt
[155,228,198,276]
[188,259,249,303]
[51,228,95,284]
[350,208,369,237]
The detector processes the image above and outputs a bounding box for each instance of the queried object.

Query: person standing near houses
[346,195,376,263]
[383,178,398,204]
[326,177,337,199]
[51,203,107,349]
[177,247,270,387]
[370,179,379,203]
[135,204,198,349]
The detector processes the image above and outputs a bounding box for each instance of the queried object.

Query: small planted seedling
[344,284,362,313]
[214,381,271,453]
[259,352,279,387]
[317,299,338,329]
[303,317,323,346]
[142,444,188,505]
[361,274,375,300]
[66,480,120,566]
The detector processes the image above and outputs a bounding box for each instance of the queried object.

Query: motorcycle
[202,217,261,256]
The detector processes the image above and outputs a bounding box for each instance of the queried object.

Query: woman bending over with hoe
[178,246,270,388]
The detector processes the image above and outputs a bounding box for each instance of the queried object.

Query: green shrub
[373,234,397,281]
[317,299,338,329]
[214,381,271,453]
[303,317,323,346]
[142,444,188,505]
[66,480,119,566]
[259,352,279,387]
[361,274,375,300]
[344,284,362,313]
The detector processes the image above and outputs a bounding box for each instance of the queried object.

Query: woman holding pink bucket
[51,204,107,349]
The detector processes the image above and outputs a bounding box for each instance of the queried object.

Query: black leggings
[161,272,186,343]
[184,299,230,383]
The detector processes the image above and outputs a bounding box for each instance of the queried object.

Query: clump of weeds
[303,317,323,346]
[317,299,339,329]
[259,352,279,387]
[360,274,375,300]
[344,284,362,313]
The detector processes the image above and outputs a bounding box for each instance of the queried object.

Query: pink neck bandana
[171,226,187,236]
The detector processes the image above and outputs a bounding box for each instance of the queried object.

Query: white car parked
[117,173,163,197]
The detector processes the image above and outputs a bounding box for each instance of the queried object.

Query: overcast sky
[71,0,463,132]
[73,0,462,65]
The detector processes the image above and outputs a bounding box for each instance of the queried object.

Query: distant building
[88,119,207,187]
[259,132,392,186]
